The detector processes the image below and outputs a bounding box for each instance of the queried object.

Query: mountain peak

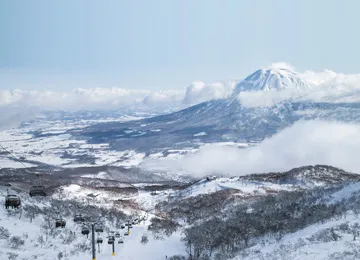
[232,67,313,96]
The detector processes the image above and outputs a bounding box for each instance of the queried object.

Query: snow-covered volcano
[232,67,314,95]
[75,67,360,152]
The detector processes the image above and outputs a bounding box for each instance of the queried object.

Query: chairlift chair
[5,195,21,209]
[81,225,90,235]
[97,238,103,244]
[95,223,104,232]
[107,236,115,244]
[120,224,125,229]
[73,214,85,223]
[55,219,66,228]
[29,185,46,197]
[118,239,124,244]
[115,232,120,238]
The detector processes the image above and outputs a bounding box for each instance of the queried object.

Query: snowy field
[0,117,251,181]
[0,117,148,169]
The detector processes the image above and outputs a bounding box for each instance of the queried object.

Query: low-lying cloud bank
[2,63,360,111]
[0,88,182,110]
[0,107,38,130]
[142,121,360,177]
[0,81,235,111]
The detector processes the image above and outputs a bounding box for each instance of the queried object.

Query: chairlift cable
[0,143,49,197]
[0,144,36,173]
[0,143,52,179]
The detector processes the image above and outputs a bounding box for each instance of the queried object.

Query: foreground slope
[1,165,360,259]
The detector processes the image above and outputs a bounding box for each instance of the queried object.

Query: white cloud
[0,88,188,111]
[0,88,153,110]
[0,82,236,111]
[0,107,38,130]
[0,82,237,130]
[301,69,338,85]
[142,90,184,106]
[237,88,303,107]
[183,80,236,104]
[3,63,360,112]
[142,121,360,177]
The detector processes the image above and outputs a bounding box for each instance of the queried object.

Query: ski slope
[0,186,186,260]
[178,177,297,199]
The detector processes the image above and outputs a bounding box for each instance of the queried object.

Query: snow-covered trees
[141,234,149,244]
[6,252,18,260]
[148,217,180,239]
[178,185,359,259]
[8,236,25,249]
[0,226,10,239]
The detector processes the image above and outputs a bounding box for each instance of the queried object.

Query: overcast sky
[1,0,359,91]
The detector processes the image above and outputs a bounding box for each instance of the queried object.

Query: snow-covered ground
[56,183,177,216]
[234,211,360,260]
[328,182,360,205]
[0,117,253,183]
[0,158,36,169]
[177,177,296,198]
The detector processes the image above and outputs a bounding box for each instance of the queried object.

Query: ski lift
[29,185,46,197]
[95,223,104,233]
[55,219,66,228]
[115,232,120,238]
[5,195,21,209]
[129,224,133,228]
[120,224,125,229]
[118,239,124,244]
[107,236,115,244]
[124,232,129,236]
[97,238,103,244]
[81,225,90,235]
[73,214,85,223]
